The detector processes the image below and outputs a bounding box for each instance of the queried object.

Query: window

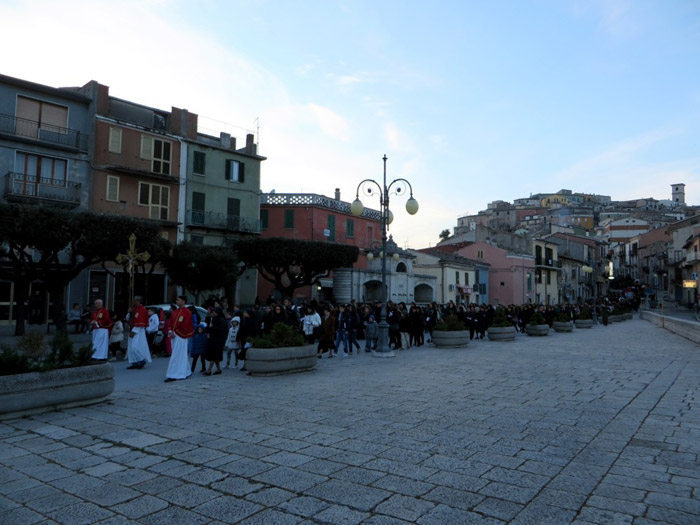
[193,151,206,174]
[284,209,295,229]
[328,215,335,241]
[106,176,120,202]
[140,136,171,175]
[15,152,66,185]
[465,272,469,285]
[260,209,268,229]
[191,192,205,225]
[16,96,68,138]
[138,182,170,220]
[527,273,532,292]
[225,159,245,183]
[346,219,354,238]
[455,271,460,284]
[571,268,576,279]
[108,127,122,154]
[477,250,484,259]
[227,198,241,230]
[546,270,552,285]
[190,235,204,245]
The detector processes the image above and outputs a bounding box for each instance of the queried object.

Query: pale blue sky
[3,0,699,247]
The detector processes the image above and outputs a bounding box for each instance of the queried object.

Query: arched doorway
[362,280,384,302]
[414,283,433,303]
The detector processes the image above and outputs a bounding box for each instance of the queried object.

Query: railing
[4,172,81,207]
[686,252,700,263]
[187,210,261,234]
[261,192,382,220]
[0,113,89,151]
[535,257,563,268]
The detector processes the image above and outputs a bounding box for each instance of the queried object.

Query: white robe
[91,328,109,359]
[166,334,191,380]
[127,326,152,364]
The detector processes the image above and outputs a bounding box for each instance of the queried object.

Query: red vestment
[91,307,113,330]
[171,307,193,338]
[131,305,148,328]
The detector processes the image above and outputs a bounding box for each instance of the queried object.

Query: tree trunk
[13,280,29,336]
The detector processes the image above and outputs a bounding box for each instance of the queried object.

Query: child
[190,323,207,373]
[109,312,124,361]
[364,314,379,352]
[224,316,241,369]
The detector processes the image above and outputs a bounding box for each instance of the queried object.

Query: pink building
[439,241,535,305]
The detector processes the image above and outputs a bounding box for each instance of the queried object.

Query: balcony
[4,172,81,208]
[0,113,89,152]
[686,251,700,264]
[186,210,261,234]
[535,257,562,269]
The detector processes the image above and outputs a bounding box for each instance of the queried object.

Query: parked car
[146,304,208,345]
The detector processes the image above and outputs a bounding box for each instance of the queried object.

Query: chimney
[335,188,341,201]
[246,133,256,154]
[220,132,231,149]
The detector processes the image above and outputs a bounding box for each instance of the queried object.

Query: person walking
[302,305,321,345]
[317,305,336,358]
[109,312,124,361]
[204,307,227,375]
[90,299,113,360]
[145,307,160,354]
[236,309,258,371]
[165,296,194,382]
[334,304,351,357]
[126,296,151,369]
[224,316,241,369]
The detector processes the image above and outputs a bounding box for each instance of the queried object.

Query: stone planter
[246,345,317,376]
[552,321,573,333]
[432,330,470,348]
[487,326,517,342]
[525,324,550,336]
[0,362,114,419]
[610,314,623,323]
[574,319,593,329]
[623,312,633,320]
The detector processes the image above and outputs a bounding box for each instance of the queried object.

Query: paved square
[1,317,699,523]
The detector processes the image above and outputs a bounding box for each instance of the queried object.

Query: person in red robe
[90,299,113,360]
[165,296,193,382]
[126,296,151,369]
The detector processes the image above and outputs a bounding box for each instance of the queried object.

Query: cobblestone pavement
[1,317,699,524]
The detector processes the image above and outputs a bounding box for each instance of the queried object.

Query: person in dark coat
[236,309,259,371]
[204,307,227,375]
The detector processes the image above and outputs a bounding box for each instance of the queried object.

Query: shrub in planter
[578,308,593,320]
[0,333,93,376]
[553,311,573,332]
[252,323,305,348]
[526,311,549,336]
[433,314,470,347]
[247,323,315,376]
[574,307,594,328]
[487,308,516,341]
[433,314,467,331]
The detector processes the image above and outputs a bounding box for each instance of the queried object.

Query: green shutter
[225,159,231,180]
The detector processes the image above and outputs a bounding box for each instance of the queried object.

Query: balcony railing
[4,171,81,208]
[261,192,382,220]
[686,252,700,263]
[186,210,261,234]
[0,113,89,151]
[535,257,563,268]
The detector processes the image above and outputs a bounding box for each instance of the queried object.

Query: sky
[2,0,700,248]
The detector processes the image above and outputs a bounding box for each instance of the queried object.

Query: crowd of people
[88,293,641,382]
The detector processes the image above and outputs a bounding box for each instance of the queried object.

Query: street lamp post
[351,155,418,358]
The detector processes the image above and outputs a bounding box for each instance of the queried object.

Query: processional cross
[116,233,150,309]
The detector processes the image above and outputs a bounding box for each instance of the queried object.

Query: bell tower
[671,183,685,205]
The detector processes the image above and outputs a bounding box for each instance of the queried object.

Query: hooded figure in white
[224,316,241,368]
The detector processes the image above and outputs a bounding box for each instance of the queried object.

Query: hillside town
[1,72,699,329]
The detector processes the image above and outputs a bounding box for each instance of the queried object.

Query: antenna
[255,117,260,144]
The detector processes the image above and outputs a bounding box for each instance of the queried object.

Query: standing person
[165,296,194,382]
[204,307,227,375]
[334,304,351,357]
[189,323,207,374]
[146,307,160,354]
[347,304,362,355]
[90,299,113,360]
[67,303,85,333]
[109,312,124,361]
[364,314,379,352]
[317,305,336,358]
[236,309,258,371]
[224,316,241,369]
[126,296,151,370]
[301,305,322,345]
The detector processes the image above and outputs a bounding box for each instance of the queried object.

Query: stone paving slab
[1,316,700,523]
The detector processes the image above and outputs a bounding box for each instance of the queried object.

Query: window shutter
[108,128,122,153]
[239,162,245,183]
[225,159,231,180]
[140,135,152,159]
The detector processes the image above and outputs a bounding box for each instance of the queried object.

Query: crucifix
[116,233,150,311]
